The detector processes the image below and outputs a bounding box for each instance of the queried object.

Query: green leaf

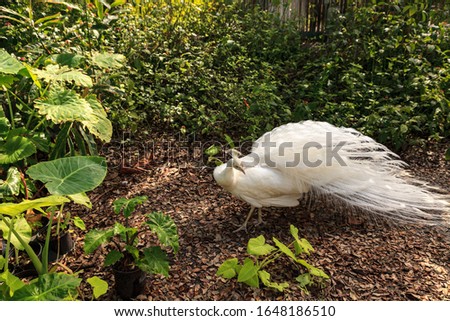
[0,167,21,197]
[0,216,31,250]
[125,245,139,259]
[112,196,148,217]
[83,228,115,254]
[216,258,239,279]
[68,193,92,209]
[290,225,314,255]
[0,49,24,75]
[34,64,92,87]
[137,246,169,277]
[91,52,126,69]
[0,255,5,270]
[258,270,289,292]
[0,116,10,138]
[273,237,297,261]
[104,250,124,267]
[296,273,312,288]
[0,135,36,164]
[247,235,276,256]
[72,216,86,231]
[0,74,17,88]
[52,53,85,68]
[146,212,179,254]
[0,270,25,297]
[237,258,259,288]
[0,195,69,216]
[83,95,112,143]
[445,148,450,161]
[204,144,220,157]
[11,273,81,300]
[26,156,107,195]
[34,88,92,124]
[86,276,108,299]
[309,266,330,279]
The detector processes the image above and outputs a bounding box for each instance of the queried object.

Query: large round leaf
[26,156,107,195]
[0,135,37,164]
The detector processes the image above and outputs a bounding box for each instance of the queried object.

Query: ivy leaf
[86,276,108,299]
[258,270,289,292]
[146,212,179,254]
[273,237,297,261]
[137,246,169,277]
[290,225,314,255]
[247,235,276,256]
[216,258,239,279]
[237,258,259,288]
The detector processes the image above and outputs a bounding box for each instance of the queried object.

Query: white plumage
[213,121,450,231]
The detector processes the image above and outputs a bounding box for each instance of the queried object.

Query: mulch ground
[62,133,449,301]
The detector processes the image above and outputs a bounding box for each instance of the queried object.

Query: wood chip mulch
[59,133,449,301]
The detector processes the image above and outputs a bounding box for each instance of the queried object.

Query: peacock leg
[256,208,264,225]
[234,206,255,232]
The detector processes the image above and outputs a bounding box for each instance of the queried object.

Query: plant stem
[5,218,43,275]
[41,208,56,274]
[5,90,15,129]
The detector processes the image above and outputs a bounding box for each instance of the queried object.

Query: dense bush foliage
[1,0,449,149]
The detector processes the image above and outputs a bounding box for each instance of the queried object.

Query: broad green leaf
[20,63,41,89]
[0,195,69,217]
[237,258,259,288]
[237,258,259,285]
[111,0,127,8]
[113,196,148,217]
[68,193,92,209]
[26,156,107,195]
[0,216,31,250]
[273,237,297,261]
[0,49,24,75]
[34,64,92,87]
[83,95,112,142]
[104,250,124,267]
[258,270,289,292]
[0,270,25,297]
[86,276,108,299]
[247,235,276,256]
[11,273,81,301]
[0,135,36,164]
[146,212,179,253]
[0,116,10,138]
[52,53,85,68]
[34,88,92,124]
[83,228,115,254]
[0,167,21,197]
[72,216,86,231]
[0,74,17,88]
[137,246,169,277]
[92,52,126,69]
[216,258,239,279]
